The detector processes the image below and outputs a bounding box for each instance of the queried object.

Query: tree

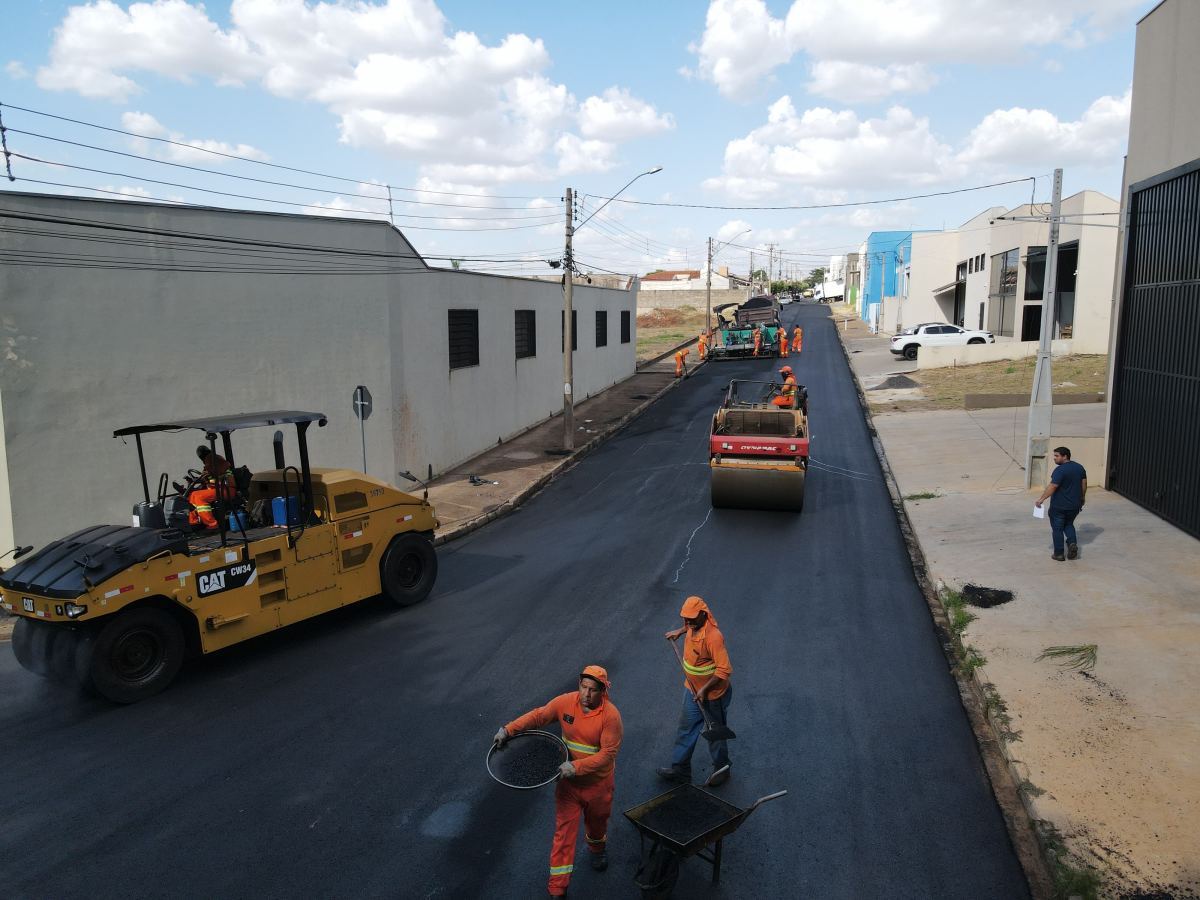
[808,267,826,283]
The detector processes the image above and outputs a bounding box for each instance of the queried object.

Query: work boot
[656,766,689,783]
[1067,542,1079,559]
[590,851,608,872]
[1051,551,1066,561]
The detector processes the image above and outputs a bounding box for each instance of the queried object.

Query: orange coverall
[697,332,708,360]
[792,326,804,353]
[188,457,235,529]
[674,349,685,377]
[777,327,788,358]
[772,374,798,408]
[506,693,624,897]
[752,328,763,357]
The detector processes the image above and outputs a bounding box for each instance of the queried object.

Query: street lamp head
[645,165,664,175]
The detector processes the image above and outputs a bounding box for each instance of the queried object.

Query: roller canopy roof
[114,411,327,437]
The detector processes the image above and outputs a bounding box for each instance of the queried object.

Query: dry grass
[891,354,1109,410]
[636,305,707,361]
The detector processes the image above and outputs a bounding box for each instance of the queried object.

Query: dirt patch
[636,306,707,361]
[886,354,1110,411]
[962,584,1015,608]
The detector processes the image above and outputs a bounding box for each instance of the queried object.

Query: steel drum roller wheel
[380,533,437,607]
[710,467,804,512]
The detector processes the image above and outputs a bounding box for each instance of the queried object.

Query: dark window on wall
[561,310,578,351]
[595,310,608,347]
[966,258,973,274]
[620,310,631,343]
[448,309,479,370]
[515,309,536,359]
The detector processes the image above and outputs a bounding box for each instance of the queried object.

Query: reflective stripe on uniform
[564,739,600,755]
[585,833,606,844]
[682,659,716,676]
[550,864,574,875]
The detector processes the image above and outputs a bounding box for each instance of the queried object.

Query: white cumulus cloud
[121,111,270,164]
[691,0,1146,100]
[35,0,673,185]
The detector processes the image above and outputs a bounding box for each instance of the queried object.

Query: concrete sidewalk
[841,321,1200,897]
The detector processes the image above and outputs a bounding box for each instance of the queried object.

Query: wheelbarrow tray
[623,783,748,857]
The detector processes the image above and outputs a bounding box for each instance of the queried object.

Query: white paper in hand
[1033,505,1046,519]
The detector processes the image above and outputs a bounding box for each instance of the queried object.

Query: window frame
[447,308,480,371]
[514,309,536,360]
[595,310,608,347]
[620,309,631,344]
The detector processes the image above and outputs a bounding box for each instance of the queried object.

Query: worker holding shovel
[657,596,735,787]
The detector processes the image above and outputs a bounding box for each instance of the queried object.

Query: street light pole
[562,166,662,451]
[1025,167,1063,487]
[705,236,713,337]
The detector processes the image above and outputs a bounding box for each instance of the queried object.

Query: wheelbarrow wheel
[635,842,680,899]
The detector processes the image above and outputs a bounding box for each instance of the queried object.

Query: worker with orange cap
[772,365,798,409]
[697,330,709,360]
[777,325,788,358]
[792,325,803,353]
[657,597,733,786]
[752,325,763,357]
[495,665,623,896]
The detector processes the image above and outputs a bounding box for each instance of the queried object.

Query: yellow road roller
[0,411,438,703]
[709,380,809,511]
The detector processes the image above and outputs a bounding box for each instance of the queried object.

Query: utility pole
[748,250,754,298]
[705,236,713,337]
[1025,168,1063,488]
[563,187,575,451]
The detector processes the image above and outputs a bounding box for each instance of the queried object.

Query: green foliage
[1037,822,1103,900]
[1036,644,1098,671]
[903,491,940,501]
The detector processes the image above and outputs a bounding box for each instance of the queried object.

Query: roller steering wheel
[173,469,208,496]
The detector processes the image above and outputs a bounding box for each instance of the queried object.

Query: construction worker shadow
[1074,523,1104,545]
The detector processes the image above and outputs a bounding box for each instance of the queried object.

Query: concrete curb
[434,347,706,547]
[833,323,1057,899]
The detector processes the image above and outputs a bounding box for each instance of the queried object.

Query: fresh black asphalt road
[0,303,1028,899]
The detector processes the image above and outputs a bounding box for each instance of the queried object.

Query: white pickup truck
[890,322,995,360]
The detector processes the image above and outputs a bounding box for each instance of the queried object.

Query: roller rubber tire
[12,617,46,676]
[380,533,438,608]
[84,608,185,704]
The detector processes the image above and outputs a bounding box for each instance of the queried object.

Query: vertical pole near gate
[1025,168,1063,488]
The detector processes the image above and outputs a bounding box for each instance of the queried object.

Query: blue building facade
[861,231,914,322]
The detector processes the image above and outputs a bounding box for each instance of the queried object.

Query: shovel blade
[701,724,736,742]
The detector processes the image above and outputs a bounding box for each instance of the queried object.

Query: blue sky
[0,0,1156,278]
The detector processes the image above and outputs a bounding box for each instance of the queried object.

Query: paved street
[0,304,1028,899]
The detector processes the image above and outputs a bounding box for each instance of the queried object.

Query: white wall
[0,389,13,556]
[0,192,635,547]
[917,338,1081,369]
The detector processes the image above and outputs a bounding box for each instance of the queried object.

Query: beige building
[1104,0,1200,538]
[902,191,1119,356]
[0,192,637,550]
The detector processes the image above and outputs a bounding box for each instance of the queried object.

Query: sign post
[352,385,373,473]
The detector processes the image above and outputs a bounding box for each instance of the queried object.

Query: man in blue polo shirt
[1035,446,1088,561]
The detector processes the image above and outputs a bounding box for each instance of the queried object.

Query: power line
[0,102,555,202]
[590,176,1037,210]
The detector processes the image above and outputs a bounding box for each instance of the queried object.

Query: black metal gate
[1108,161,1200,539]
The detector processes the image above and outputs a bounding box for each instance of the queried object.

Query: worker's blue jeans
[1049,507,1080,555]
[669,684,732,775]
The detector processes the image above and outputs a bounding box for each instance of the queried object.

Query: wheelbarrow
[624,783,786,896]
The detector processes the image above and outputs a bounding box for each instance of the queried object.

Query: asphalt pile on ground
[868,374,920,391]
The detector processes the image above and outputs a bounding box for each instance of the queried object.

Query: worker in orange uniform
[792,325,803,353]
[657,596,733,786]
[496,666,623,897]
[674,348,685,377]
[777,325,788,358]
[697,330,708,360]
[772,365,798,408]
[752,325,763,357]
[188,446,236,529]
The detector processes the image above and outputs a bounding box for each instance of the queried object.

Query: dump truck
[709,296,786,360]
[709,380,809,511]
[0,410,438,703]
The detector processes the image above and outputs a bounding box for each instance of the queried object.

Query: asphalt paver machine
[709,380,809,511]
[0,410,439,703]
[709,296,786,360]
